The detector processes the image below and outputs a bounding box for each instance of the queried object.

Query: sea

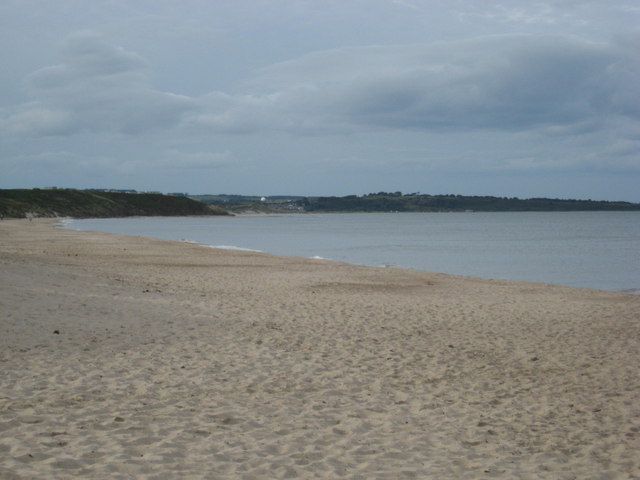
[64,212,640,294]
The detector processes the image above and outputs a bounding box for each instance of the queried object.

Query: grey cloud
[27,32,148,91]
[190,90,353,136]
[4,31,638,151]
[190,92,280,135]
[160,150,233,170]
[195,34,637,137]
[3,107,74,137]
[4,32,194,137]
[8,151,114,170]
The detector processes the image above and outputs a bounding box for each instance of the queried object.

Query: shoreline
[62,213,640,295]
[1,219,639,479]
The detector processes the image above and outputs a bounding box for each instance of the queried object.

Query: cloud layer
[3,32,194,137]
[229,35,631,134]
[4,32,637,146]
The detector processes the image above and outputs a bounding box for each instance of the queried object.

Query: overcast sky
[1,0,639,200]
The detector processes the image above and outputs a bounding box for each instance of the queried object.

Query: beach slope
[1,219,638,479]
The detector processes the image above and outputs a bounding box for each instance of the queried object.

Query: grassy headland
[0,189,229,218]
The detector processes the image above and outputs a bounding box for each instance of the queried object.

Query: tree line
[299,193,640,212]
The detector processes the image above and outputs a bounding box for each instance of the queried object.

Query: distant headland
[0,188,228,219]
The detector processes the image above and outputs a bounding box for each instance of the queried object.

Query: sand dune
[1,219,638,479]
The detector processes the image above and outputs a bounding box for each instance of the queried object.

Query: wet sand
[1,219,638,479]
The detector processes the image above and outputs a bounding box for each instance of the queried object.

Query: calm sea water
[65,212,640,293]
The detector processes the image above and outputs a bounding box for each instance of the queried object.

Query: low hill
[194,192,640,213]
[301,193,640,212]
[0,189,229,218]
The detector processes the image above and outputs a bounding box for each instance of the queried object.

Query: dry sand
[0,218,638,479]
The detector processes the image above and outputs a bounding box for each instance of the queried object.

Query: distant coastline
[193,192,640,214]
[0,188,228,219]
[3,188,639,219]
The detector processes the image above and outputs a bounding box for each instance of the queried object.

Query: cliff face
[0,189,229,218]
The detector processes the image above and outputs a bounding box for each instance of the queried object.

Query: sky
[1,0,639,201]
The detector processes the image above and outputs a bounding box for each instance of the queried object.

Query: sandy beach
[1,219,638,479]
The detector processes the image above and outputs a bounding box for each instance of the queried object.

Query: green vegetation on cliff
[0,189,229,218]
